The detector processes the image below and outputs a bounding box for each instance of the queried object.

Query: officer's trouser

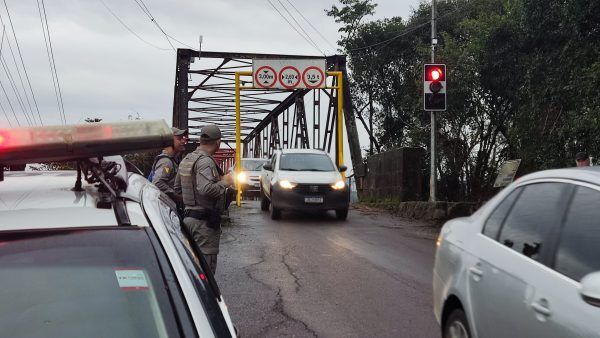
[183,216,221,274]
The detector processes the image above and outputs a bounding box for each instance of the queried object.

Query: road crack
[281,248,302,293]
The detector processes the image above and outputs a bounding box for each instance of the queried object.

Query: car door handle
[531,301,552,317]
[469,266,483,277]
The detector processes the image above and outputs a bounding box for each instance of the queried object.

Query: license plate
[304,196,323,204]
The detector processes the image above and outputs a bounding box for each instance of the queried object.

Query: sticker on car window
[115,269,149,290]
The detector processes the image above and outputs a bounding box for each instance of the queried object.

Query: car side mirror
[580,272,600,307]
[263,164,273,171]
[339,165,347,173]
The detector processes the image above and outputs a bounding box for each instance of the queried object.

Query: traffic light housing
[424,64,446,111]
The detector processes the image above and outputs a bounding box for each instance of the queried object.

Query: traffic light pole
[429,0,437,202]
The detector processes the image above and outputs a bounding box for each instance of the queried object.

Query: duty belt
[184,209,221,229]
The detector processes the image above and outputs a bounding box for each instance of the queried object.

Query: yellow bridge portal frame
[234,71,345,206]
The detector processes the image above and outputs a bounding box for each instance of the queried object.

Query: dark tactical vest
[179,150,221,209]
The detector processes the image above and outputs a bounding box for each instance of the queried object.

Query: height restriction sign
[253,59,326,89]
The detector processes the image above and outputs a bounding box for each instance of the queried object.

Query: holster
[185,209,221,229]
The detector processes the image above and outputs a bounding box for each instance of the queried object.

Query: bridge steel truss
[172,49,363,175]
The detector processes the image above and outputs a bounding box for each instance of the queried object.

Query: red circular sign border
[302,66,326,88]
[254,66,277,88]
[279,66,301,89]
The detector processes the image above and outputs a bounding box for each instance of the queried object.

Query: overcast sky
[0,0,423,160]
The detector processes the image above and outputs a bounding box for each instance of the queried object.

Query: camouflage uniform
[174,148,230,274]
[151,151,179,199]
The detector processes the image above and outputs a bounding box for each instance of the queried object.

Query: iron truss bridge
[171,49,364,175]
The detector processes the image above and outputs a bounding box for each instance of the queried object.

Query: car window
[242,160,268,171]
[0,228,180,338]
[279,153,336,171]
[498,183,567,262]
[482,188,522,239]
[554,186,600,281]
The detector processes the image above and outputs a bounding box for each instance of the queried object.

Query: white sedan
[259,149,349,220]
[434,167,600,338]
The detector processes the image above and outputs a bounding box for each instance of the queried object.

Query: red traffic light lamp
[424,64,446,111]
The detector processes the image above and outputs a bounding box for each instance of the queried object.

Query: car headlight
[237,171,247,184]
[278,180,296,189]
[331,180,346,190]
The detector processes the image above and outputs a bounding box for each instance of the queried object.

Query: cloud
[0,0,417,164]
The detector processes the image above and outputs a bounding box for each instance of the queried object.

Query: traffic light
[424,64,446,111]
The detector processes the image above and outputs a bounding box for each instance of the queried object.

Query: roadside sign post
[493,159,522,188]
[234,59,343,207]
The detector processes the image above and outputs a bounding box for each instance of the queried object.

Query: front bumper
[240,176,261,193]
[271,183,350,211]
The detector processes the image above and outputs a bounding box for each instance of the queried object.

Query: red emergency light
[0,120,173,165]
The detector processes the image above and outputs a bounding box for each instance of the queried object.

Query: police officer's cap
[200,124,222,141]
[576,151,588,161]
[171,127,188,136]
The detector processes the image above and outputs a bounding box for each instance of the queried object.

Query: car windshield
[242,159,268,171]
[279,153,336,171]
[0,227,180,338]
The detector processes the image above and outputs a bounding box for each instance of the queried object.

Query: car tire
[443,308,471,338]
[335,208,349,221]
[271,206,282,220]
[260,189,270,211]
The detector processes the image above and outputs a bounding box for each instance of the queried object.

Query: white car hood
[277,170,341,184]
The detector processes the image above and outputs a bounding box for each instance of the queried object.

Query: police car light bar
[0,120,173,165]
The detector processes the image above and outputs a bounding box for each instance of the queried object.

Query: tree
[328,0,600,201]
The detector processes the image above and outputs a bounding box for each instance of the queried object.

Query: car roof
[518,166,600,185]
[278,148,328,155]
[0,170,148,230]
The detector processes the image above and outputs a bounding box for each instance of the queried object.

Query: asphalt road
[216,201,439,338]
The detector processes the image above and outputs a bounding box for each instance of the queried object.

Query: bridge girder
[172,49,363,176]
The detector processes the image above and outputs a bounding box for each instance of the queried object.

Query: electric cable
[266,0,323,55]
[37,0,66,124]
[99,0,170,51]
[1,2,42,125]
[284,0,337,52]
[276,0,325,55]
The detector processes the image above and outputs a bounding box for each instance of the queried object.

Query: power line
[266,0,323,55]
[0,26,12,127]
[0,75,21,127]
[37,0,66,125]
[99,0,170,51]
[1,1,43,125]
[135,0,195,49]
[131,0,178,50]
[0,55,33,125]
[284,0,337,52]
[348,7,463,54]
[276,0,325,55]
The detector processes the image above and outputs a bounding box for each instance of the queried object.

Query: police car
[0,120,237,337]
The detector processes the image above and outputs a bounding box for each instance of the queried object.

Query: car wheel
[443,308,471,338]
[335,208,348,220]
[271,206,282,220]
[260,189,270,211]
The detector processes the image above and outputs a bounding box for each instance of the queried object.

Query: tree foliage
[328,0,600,201]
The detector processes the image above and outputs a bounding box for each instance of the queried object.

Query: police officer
[151,127,188,204]
[575,151,591,167]
[174,124,234,274]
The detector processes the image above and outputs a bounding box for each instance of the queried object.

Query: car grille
[294,184,332,194]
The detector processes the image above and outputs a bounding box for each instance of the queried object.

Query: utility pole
[429,0,437,202]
